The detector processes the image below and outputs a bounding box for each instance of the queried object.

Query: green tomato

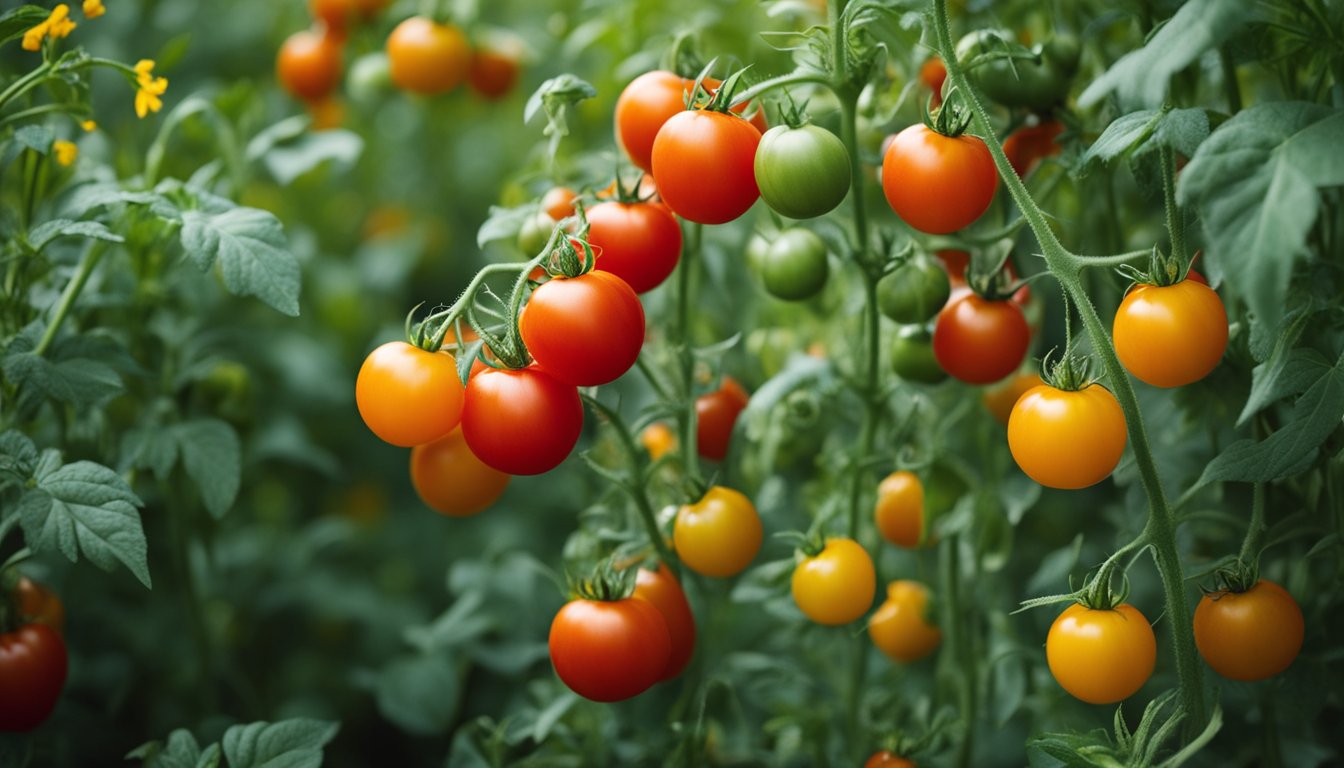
[878,258,951,324]
[762,228,829,301]
[746,232,771,275]
[347,52,392,104]
[890,325,947,384]
[517,211,555,256]
[956,30,1077,112]
[754,125,852,220]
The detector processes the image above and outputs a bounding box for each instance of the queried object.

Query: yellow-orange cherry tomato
[791,538,876,625]
[409,426,509,517]
[982,371,1044,425]
[868,580,941,663]
[874,471,924,548]
[15,578,65,634]
[1007,384,1127,490]
[1113,280,1228,388]
[355,341,464,447]
[1046,603,1156,704]
[541,186,577,221]
[467,45,520,100]
[385,16,470,95]
[673,486,762,578]
[640,422,677,460]
[1194,579,1304,681]
[277,29,343,103]
[866,751,917,768]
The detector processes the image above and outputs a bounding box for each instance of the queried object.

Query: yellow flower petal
[83,0,105,19]
[80,120,97,131]
[134,59,155,77]
[53,140,78,167]
[21,22,49,51]
[48,5,75,39]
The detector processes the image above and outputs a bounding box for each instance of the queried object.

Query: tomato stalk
[33,240,108,357]
[1159,146,1187,265]
[929,0,1208,731]
[1237,482,1267,568]
[937,534,977,768]
[673,222,703,486]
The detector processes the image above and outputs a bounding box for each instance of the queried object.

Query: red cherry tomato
[1003,120,1064,177]
[467,46,520,100]
[882,124,998,234]
[932,294,1030,384]
[866,750,917,768]
[520,270,646,386]
[586,201,682,293]
[651,110,761,225]
[0,624,67,731]
[277,29,343,103]
[615,71,687,174]
[548,597,670,702]
[461,366,582,475]
[632,564,696,680]
[696,376,749,461]
[920,56,947,108]
[409,426,510,517]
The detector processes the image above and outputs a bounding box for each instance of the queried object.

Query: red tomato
[1002,120,1064,177]
[932,294,1030,384]
[519,270,645,386]
[309,0,355,32]
[461,366,582,475]
[409,426,510,517]
[615,71,687,174]
[548,597,670,702]
[385,17,470,95]
[696,376,750,461]
[632,564,696,680]
[881,124,998,234]
[651,110,761,225]
[586,201,682,293]
[0,624,67,731]
[15,579,65,634]
[356,341,464,448]
[867,751,917,768]
[467,46,520,100]
[277,29,343,103]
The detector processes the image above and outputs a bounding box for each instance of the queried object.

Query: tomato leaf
[524,74,597,161]
[1178,103,1344,332]
[180,207,302,316]
[17,454,151,588]
[1079,0,1262,108]
[219,719,338,768]
[374,654,462,736]
[125,728,209,768]
[1080,108,1209,170]
[0,429,39,483]
[174,419,241,519]
[246,117,364,186]
[3,325,126,409]
[1237,332,1329,428]
[25,219,124,252]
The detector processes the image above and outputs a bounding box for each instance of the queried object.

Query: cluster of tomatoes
[276,1,521,127]
[0,578,67,733]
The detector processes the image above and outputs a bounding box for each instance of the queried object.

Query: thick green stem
[929,0,1206,729]
[675,223,703,486]
[1238,483,1267,564]
[1160,147,1186,265]
[731,71,835,108]
[34,241,107,357]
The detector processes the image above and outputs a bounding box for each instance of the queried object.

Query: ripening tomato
[277,29,343,103]
[878,258,951,324]
[890,325,947,384]
[633,564,696,680]
[1113,280,1228,388]
[520,270,645,386]
[652,109,761,225]
[385,17,470,95]
[792,537,876,625]
[868,580,941,663]
[1194,579,1303,681]
[467,46,520,100]
[1008,384,1127,490]
[674,486,762,578]
[615,71,689,174]
[762,229,829,301]
[1003,120,1064,177]
[309,0,356,31]
[0,624,67,731]
[1046,603,1156,704]
[882,124,997,234]
[753,124,851,219]
[15,579,64,634]
[461,366,582,475]
[356,341,464,447]
[874,471,924,548]
[982,370,1044,425]
[866,751,917,768]
[640,422,677,460]
[933,294,1029,384]
[548,597,670,702]
[696,376,749,461]
[586,201,681,293]
[920,56,947,107]
[541,186,577,221]
[409,426,510,517]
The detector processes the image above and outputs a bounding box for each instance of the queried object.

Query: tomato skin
[1113,280,1228,388]
[632,564,696,680]
[651,110,761,225]
[878,259,951,324]
[586,201,681,294]
[695,376,749,461]
[874,471,924,548]
[1046,603,1156,704]
[982,371,1044,425]
[1194,579,1303,681]
[409,426,510,517]
[640,422,676,460]
[615,71,688,174]
[753,124,851,219]
[0,624,67,732]
[461,366,582,475]
[673,486,762,578]
[15,579,64,634]
[868,580,941,663]
[467,46,520,100]
[890,325,947,384]
[520,271,645,386]
[920,56,947,108]
[1008,384,1127,490]
[866,751,917,768]
[1003,120,1064,177]
[356,342,464,448]
[385,17,470,95]
[882,124,998,234]
[277,29,343,103]
[541,186,577,221]
[932,294,1030,384]
[792,538,876,626]
[548,598,670,702]
[762,229,829,301]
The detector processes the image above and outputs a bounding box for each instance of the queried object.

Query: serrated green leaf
[58,181,161,219]
[126,729,203,768]
[13,125,54,154]
[1079,0,1261,108]
[18,459,150,587]
[1178,103,1344,331]
[375,654,462,735]
[0,429,39,482]
[1080,111,1160,167]
[3,344,124,408]
[1238,347,1331,427]
[180,207,301,316]
[220,719,338,768]
[174,419,240,519]
[27,219,124,251]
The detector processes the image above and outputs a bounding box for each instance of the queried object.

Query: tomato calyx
[963,246,1030,302]
[1202,559,1260,597]
[687,63,752,115]
[1039,350,1098,393]
[570,556,638,602]
[785,530,828,560]
[924,84,973,138]
[1116,246,1198,289]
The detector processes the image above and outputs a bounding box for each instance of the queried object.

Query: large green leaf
[180,207,301,316]
[219,719,338,768]
[1178,103,1344,332]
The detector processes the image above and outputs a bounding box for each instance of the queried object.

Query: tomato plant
[932,293,1030,384]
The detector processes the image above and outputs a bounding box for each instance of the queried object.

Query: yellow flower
[132,59,168,118]
[22,4,77,50]
[53,140,78,167]
[80,120,97,131]
[83,0,105,18]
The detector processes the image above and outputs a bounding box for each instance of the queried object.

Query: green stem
[0,62,54,112]
[34,240,107,357]
[939,535,975,768]
[1238,483,1267,565]
[930,0,1206,730]
[675,222,703,486]
[1160,146,1186,265]
[0,102,84,128]
[1075,249,1150,268]
[730,71,835,109]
